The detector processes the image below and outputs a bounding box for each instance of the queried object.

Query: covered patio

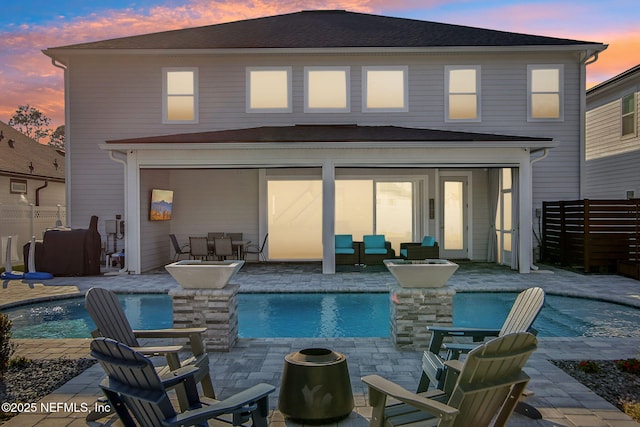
[102,124,555,275]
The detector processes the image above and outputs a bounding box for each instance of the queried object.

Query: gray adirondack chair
[85,287,215,410]
[362,332,537,427]
[91,337,275,427]
[419,287,544,392]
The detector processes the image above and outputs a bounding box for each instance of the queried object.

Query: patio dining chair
[362,332,537,427]
[85,287,215,410]
[189,236,210,260]
[91,337,274,427]
[244,233,268,261]
[169,234,189,261]
[214,236,234,260]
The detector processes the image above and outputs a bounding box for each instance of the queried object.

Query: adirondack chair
[85,287,215,410]
[362,332,537,427]
[418,287,544,392]
[91,337,275,427]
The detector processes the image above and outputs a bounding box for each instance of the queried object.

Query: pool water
[5,292,640,339]
[238,293,389,338]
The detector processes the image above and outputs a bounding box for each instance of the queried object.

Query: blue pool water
[5,292,640,339]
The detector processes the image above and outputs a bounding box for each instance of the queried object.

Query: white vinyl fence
[0,204,66,266]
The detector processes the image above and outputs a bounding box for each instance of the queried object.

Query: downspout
[579,50,601,199]
[109,150,129,273]
[51,58,70,226]
[529,148,550,270]
[35,180,49,206]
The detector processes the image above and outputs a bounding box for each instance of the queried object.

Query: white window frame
[304,66,350,113]
[162,67,198,124]
[621,92,637,137]
[246,67,292,113]
[527,64,564,122]
[362,66,409,112]
[445,65,481,122]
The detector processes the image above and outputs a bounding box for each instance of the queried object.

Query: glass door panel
[375,182,413,253]
[267,180,322,259]
[440,177,468,259]
[335,180,373,241]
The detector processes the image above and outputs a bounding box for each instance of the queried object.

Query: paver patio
[1,262,639,426]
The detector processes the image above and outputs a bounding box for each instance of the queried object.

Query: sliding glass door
[267,178,418,259]
[267,180,322,259]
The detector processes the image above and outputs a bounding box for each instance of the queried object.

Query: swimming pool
[5,292,640,339]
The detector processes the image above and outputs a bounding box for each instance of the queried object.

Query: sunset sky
[1,0,638,129]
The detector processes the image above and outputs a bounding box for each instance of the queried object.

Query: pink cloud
[0,0,380,127]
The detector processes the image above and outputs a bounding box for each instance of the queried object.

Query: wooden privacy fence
[542,199,640,274]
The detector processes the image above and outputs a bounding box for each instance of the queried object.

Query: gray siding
[585,76,640,198]
[65,50,584,269]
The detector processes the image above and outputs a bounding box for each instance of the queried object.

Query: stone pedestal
[390,284,455,349]
[169,284,239,352]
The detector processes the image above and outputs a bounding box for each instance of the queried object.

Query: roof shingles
[0,121,65,181]
[106,124,552,145]
[49,10,599,51]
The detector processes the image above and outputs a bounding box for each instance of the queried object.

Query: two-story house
[43,10,606,274]
[585,64,640,198]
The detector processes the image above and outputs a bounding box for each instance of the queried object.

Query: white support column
[322,160,336,274]
[519,151,532,273]
[125,150,141,274]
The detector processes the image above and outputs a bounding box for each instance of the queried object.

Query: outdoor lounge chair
[418,286,545,392]
[85,287,215,410]
[335,234,360,265]
[169,234,190,261]
[362,234,395,265]
[400,236,440,260]
[91,337,275,427]
[362,332,537,427]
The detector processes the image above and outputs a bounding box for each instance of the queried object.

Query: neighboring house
[43,10,606,274]
[585,64,640,198]
[0,121,65,206]
[0,120,66,263]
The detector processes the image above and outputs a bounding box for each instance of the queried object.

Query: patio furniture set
[84,284,545,426]
[170,233,268,262]
[335,234,440,265]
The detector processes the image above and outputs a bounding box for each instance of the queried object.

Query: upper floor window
[528,65,563,121]
[622,93,636,136]
[163,68,198,123]
[445,66,480,121]
[247,67,292,112]
[363,66,408,112]
[305,66,350,112]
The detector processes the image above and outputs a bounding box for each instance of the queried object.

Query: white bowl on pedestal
[165,260,244,289]
[383,259,458,288]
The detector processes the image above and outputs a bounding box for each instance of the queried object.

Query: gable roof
[0,121,65,182]
[47,10,602,52]
[106,124,552,145]
[587,64,640,96]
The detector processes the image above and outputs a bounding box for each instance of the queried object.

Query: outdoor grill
[278,348,354,422]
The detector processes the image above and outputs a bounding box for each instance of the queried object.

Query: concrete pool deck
[1,262,640,426]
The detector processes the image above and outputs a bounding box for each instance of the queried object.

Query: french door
[439,175,469,259]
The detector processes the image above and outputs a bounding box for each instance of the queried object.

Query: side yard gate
[542,199,640,276]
